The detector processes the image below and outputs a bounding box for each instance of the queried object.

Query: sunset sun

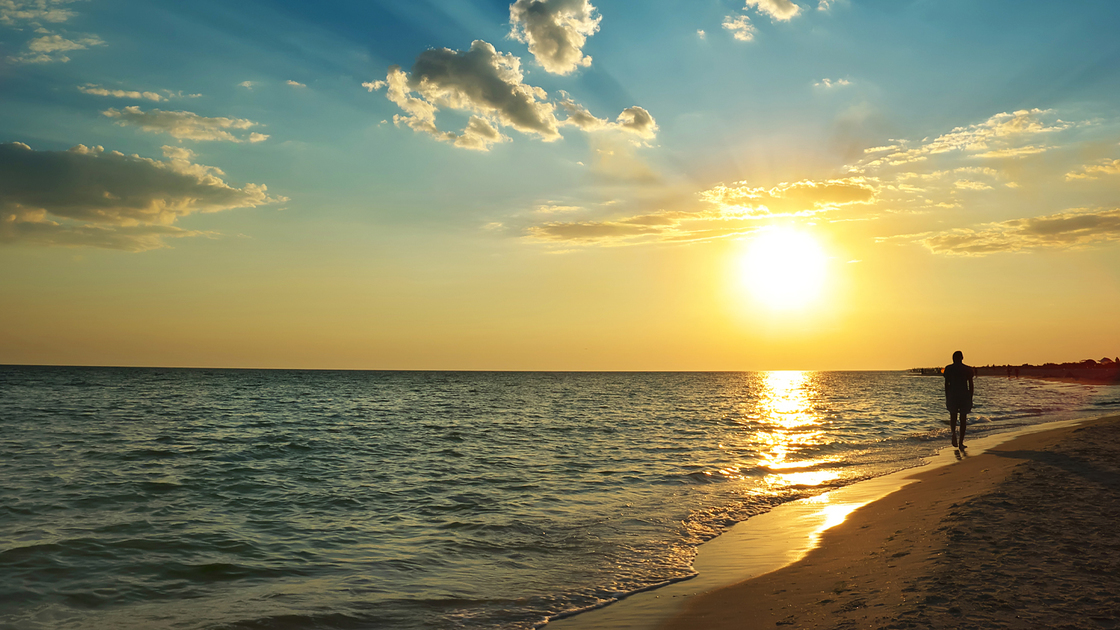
[741,228,828,311]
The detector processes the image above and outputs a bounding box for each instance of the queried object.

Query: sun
[740,228,828,311]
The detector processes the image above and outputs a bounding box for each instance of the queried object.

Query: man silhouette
[944,350,974,449]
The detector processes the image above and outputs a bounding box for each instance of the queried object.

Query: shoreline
[663,413,1120,629]
[546,414,1120,630]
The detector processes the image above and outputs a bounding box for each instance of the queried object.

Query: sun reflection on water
[803,491,867,546]
[754,371,840,489]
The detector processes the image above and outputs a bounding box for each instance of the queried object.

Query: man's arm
[967,368,975,396]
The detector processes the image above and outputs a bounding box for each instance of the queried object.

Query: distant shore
[911,361,1120,385]
[659,415,1120,629]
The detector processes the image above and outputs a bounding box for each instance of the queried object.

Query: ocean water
[2,367,1117,630]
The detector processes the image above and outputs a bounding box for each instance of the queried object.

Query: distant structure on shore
[910,357,1120,384]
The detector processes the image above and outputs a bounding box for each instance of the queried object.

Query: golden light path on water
[756,371,841,490]
[754,371,877,545]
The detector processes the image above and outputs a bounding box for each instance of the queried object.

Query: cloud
[0,0,77,25]
[3,1,103,63]
[722,14,755,41]
[615,106,658,139]
[0,142,285,251]
[864,144,899,154]
[558,99,658,139]
[11,33,103,63]
[286,80,306,88]
[239,81,254,89]
[697,29,706,39]
[528,219,664,242]
[103,106,269,143]
[534,204,583,214]
[971,145,1049,159]
[79,84,163,101]
[745,0,801,21]
[526,211,764,246]
[857,109,1071,169]
[368,40,656,151]
[1066,158,1120,181]
[953,179,992,191]
[525,177,876,246]
[454,116,511,151]
[700,177,877,217]
[815,78,851,88]
[509,0,600,75]
[371,40,560,147]
[907,208,1120,255]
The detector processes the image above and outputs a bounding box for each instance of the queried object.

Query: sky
[2,0,1119,371]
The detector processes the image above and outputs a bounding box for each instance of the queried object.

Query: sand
[659,415,1120,630]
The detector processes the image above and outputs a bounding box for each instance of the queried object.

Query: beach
[657,415,1120,629]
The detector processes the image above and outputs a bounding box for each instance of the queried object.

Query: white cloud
[971,145,1049,159]
[1066,158,1120,181]
[815,78,851,88]
[701,177,877,217]
[368,40,656,151]
[525,176,876,246]
[2,1,103,63]
[79,84,163,102]
[614,106,658,139]
[864,144,898,154]
[909,207,1120,255]
[722,14,755,41]
[286,80,306,88]
[697,29,706,39]
[558,99,658,139]
[745,0,801,22]
[535,204,584,214]
[238,81,254,89]
[953,179,993,191]
[454,116,511,151]
[0,0,77,25]
[27,32,86,51]
[0,142,285,251]
[854,109,1072,170]
[378,41,560,142]
[11,33,103,63]
[103,106,270,143]
[509,0,600,75]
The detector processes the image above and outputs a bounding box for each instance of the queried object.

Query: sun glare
[740,228,827,311]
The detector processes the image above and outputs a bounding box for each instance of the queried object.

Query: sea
[2,367,1118,630]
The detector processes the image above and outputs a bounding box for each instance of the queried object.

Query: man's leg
[950,411,958,447]
[959,413,968,448]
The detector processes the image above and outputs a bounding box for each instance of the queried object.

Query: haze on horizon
[2,0,1118,371]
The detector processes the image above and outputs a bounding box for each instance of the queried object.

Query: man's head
[952,350,964,363]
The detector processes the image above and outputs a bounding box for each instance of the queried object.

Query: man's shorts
[946,394,972,414]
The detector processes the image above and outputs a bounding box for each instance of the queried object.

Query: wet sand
[661,415,1120,630]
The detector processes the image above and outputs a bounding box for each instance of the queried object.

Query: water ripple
[1,367,1113,630]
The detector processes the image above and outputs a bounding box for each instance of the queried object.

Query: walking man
[944,350,974,449]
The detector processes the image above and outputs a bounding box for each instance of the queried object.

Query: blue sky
[2,0,1119,369]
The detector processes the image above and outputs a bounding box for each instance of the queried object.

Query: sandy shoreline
[660,414,1120,629]
[548,414,1120,630]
